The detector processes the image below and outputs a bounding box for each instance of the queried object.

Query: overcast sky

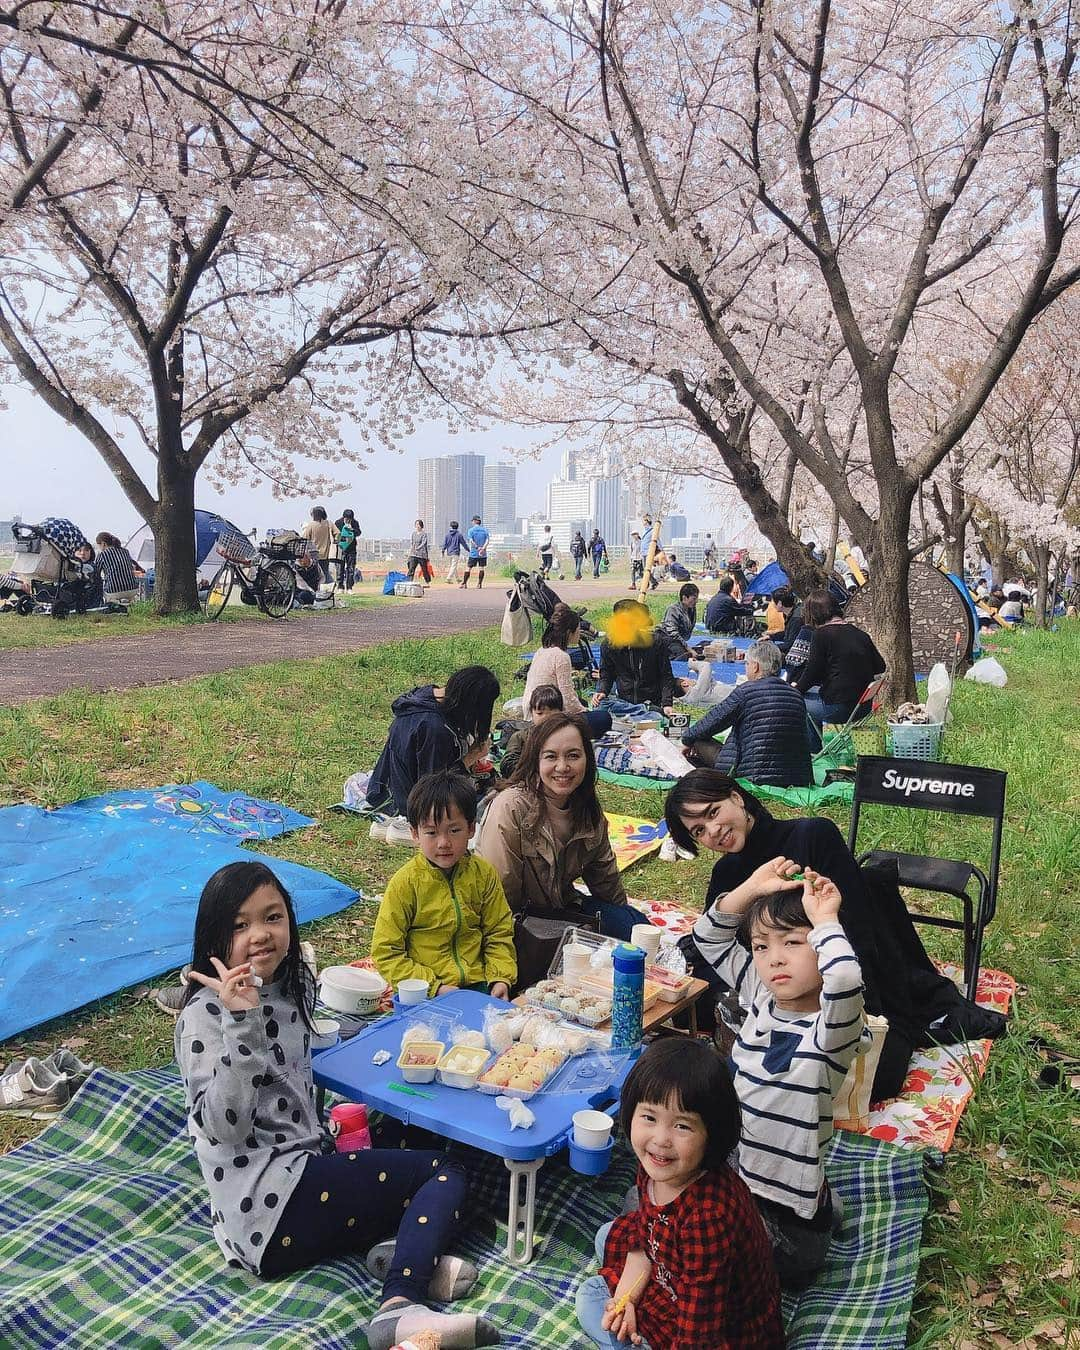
[0,381,733,540]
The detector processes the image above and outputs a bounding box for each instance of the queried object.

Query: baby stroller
[5,518,95,619]
[511,569,596,670]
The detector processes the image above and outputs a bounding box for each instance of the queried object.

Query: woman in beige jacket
[475,712,648,942]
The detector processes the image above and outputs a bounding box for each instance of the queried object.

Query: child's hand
[746,856,805,901]
[801,870,842,926]
[489,982,510,1000]
[188,956,260,1012]
[601,1299,643,1344]
[436,983,459,996]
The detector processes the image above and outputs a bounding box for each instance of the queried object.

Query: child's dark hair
[736,889,812,950]
[181,861,314,1028]
[406,770,477,827]
[528,682,564,715]
[441,664,500,742]
[619,1039,740,1170]
[663,768,763,856]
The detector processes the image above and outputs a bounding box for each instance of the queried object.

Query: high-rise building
[483,463,517,532]
[417,453,484,533]
[545,450,630,546]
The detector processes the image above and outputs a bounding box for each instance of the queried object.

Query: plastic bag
[341,770,372,811]
[639,729,693,779]
[450,1027,486,1050]
[965,657,1008,687]
[494,1095,536,1130]
[924,663,951,724]
[400,1021,437,1047]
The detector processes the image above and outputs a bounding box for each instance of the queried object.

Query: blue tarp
[744,560,789,596]
[0,782,359,1042]
[383,570,407,595]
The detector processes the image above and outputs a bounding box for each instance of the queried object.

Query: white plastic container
[630,924,661,962]
[436,1045,491,1089]
[397,978,429,1006]
[397,1041,444,1083]
[311,1017,341,1051]
[394,581,425,598]
[572,1109,614,1149]
[319,965,388,1015]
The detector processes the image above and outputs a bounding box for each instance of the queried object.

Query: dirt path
[3,579,633,705]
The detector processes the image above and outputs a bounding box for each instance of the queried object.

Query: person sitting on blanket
[575,1037,783,1349]
[524,602,612,740]
[591,599,680,716]
[475,711,649,943]
[692,860,865,1289]
[365,665,500,819]
[371,772,517,1001]
[659,582,701,662]
[704,576,756,635]
[499,683,563,780]
[681,639,813,788]
[176,859,499,1350]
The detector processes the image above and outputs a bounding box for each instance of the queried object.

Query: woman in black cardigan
[665,770,1004,1099]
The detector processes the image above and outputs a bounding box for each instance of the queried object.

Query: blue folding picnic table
[312,990,638,1264]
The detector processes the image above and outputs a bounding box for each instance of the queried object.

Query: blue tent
[127,510,249,583]
[744,560,789,596]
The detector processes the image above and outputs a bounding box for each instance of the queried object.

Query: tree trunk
[824,500,840,571]
[152,458,199,614]
[1031,542,1051,628]
[870,492,918,703]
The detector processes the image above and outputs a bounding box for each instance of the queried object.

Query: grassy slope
[0,609,1076,1346]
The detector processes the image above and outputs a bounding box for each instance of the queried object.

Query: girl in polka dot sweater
[176,860,499,1349]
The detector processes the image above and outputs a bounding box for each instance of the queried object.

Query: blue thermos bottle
[611,944,645,1049]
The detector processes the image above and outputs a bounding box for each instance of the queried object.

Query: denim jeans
[574,558,584,579]
[576,1222,653,1349]
[578,897,650,942]
[802,688,851,750]
[595,696,651,719]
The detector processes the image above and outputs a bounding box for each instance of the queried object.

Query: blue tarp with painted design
[0,782,358,1042]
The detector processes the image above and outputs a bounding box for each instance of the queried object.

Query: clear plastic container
[396,1041,444,1083]
[436,1044,491,1089]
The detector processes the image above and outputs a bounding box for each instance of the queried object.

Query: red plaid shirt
[600,1165,783,1350]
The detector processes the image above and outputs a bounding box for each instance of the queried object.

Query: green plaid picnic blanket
[0,1068,928,1348]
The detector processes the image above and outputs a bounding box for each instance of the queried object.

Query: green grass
[0,611,1076,1346]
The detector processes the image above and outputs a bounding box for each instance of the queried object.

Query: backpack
[338,523,356,550]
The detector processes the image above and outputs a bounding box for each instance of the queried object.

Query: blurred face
[750,921,822,1013]
[412,804,474,871]
[538,723,587,804]
[630,1096,708,1198]
[226,883,291,981]
[678,793,752,854]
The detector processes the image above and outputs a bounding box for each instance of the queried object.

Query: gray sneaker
[47,1048,95,1089]
[152,984,186,1016]
[0,1058,71,1118]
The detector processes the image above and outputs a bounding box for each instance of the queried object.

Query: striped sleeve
[691,904,761,1007]
[808,922,864,1060]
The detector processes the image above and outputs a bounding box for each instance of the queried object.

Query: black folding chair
[847,756,1007,1002]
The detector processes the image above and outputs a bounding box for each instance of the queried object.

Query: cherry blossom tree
[418,0,1079,695]
[0,2,522,611]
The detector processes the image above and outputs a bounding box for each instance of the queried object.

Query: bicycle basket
[216,530,257,564]
[260,536,308,561]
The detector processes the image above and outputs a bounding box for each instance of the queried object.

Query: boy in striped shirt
[692,857,867,1288]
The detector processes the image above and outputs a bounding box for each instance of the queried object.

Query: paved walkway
[4,579,633,705]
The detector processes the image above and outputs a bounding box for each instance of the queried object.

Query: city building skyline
[417,452,484,534]
[483,462,517,533]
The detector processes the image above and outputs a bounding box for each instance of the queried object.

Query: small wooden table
[514,977,711,1037]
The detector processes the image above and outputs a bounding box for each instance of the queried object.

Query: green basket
[886,720,944,761]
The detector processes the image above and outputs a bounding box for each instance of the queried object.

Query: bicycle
[202,535,297,620]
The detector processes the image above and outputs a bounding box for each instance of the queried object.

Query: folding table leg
[504,1158,545,1266]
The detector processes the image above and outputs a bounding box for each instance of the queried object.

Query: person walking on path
[537,526,556,579]
[459,516,489,589]
[589,529,608,578]
[442,520,465,584]
[301,507,338,583]
[406,520,432,584]
[334,509,360,590]
[570,531,587,580]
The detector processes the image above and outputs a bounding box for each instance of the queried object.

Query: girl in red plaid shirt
[575,1039,783,1349]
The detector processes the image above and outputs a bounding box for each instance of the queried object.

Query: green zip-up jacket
[371,852,517,996]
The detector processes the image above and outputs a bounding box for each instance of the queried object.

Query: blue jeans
[801,688,850,749]
[574,558,584,579]
[594,697,651,719]
[578,898,650,942]
[576,1223,653,1349]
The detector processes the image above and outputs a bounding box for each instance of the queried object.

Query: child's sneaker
[385,816,416,846]
[45,1048,95,1089]
[300,941,318,983]
[368,815,390,841]
[0,1058,71,1118]
[152,984,186,1016]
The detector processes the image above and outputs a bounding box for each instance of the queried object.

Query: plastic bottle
[611,944,645,1050]
[329,1102,372,1152]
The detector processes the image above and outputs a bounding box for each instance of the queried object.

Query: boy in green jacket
[372,771,517,998]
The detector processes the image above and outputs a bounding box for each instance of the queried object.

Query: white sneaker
[300,941,318,983]
[369,816,389,841]
[0,1058,71,1117]
[385,816,416,846]
[659,835,679,862]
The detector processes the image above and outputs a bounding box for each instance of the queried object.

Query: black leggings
[260,1148,467,1303]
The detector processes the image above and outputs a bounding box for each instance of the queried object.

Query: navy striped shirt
[693,907,867,1219]
[94,545,138,596]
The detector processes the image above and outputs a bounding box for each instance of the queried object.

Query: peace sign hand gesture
[187,956,260,1012]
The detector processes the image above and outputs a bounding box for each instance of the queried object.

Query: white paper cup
[562,943,590,982]
[572,1109,614,1150]
[397,978,429,1005]
[631,924,661,962]
[311,1017,340,1051]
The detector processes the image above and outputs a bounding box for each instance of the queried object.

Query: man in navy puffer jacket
[681,640,812,787]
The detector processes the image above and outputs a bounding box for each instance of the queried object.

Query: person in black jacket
[591,599,677,712]
[365,665,500,817]
[794,588,885,736]
[770,587,804,655]
[681,640,812,787]
[704,576,756,634]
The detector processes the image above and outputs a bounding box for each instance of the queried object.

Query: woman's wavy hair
[541,602,582,650]
[663,769,763,856]
[505,711,602,834]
